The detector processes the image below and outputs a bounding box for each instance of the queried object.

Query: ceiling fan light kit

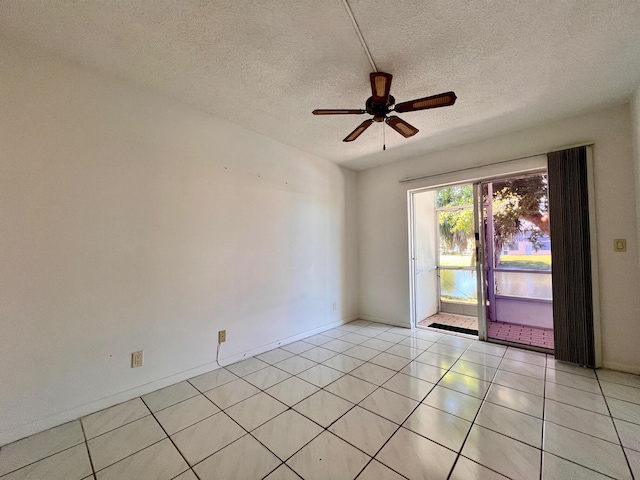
[313,72,456,144]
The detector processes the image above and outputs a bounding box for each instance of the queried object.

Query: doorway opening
[411,184,479,337]
[478,173,553,350]
[410,171,554,352]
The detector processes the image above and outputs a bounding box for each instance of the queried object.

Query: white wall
[0,41,358,445]
[358,105,640,373]
[632,85,640,269]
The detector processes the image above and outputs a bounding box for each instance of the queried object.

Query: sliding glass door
[475,172,554,351]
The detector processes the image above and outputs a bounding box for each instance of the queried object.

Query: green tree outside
[437,175,550,268]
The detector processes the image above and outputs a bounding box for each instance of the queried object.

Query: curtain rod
[398,142,594,184]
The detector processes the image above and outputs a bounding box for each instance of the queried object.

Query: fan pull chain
[383,121,386,151]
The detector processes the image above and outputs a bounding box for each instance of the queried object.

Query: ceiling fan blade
[370,72,393,104]
[343,119,374,142]
[386,116,419,138]
[312,109,366,115]
[394,91,457,113]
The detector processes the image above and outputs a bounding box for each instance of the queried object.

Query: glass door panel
[436,185,477,317]
[479,173,555,351]
[439,269,477,304]
[494,271,552,300]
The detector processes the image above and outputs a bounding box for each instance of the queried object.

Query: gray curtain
[547,146,595,367]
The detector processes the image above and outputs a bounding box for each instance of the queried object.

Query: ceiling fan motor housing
[366,95,395,122]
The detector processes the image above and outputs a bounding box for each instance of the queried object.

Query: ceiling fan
[312,72,456,143]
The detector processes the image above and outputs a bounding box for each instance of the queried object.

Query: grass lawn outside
[439,254,475,267]
[440,254,551,269]
[499,254,551,269]
[440,295,477,304]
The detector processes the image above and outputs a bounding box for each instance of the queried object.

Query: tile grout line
[595,369,635,480]
[541,412,633,446]
[79,420,97,480]
[0,441,85,478]
[344,333,484,478]
[540,360,632,479]
[274,325,435,479]
[539,354,548,480]
[445,343,508,480]
[138,397,202,480]
[489,377,614,418]
[185,383,268,476]
[265,324,484,479]
[252,409,315,479]
[335,360,430,477]
[349,378,433,478]
[438,350,628,479]
[189,362,326,479]
[81,410,155,443]
[245,364,357,479]
[528,367,636,480]
[261,404,343,476]
[88,435,166,477]
[228,336,401,480]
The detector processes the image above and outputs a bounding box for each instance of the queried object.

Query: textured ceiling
[2,1,640,170]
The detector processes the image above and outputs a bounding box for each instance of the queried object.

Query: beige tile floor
[1,319,639,479]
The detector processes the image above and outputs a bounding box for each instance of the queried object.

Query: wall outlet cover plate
[131,351,144,368]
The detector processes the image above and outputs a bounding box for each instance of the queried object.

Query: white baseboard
[215,317,354,367]
[0,317,351,446]
[359,314,411,328]
[341,314,360,323]
[602,361,640,375]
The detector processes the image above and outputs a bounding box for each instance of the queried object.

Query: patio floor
[418,313,554,350]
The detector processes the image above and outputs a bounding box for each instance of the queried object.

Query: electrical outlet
[131,351,144,368]
[218,330,227,343]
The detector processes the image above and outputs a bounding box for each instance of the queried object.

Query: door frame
[406,146,600,363]
[407,188,437,328]
[473,182,488,341]
[407,189,418,328]
[408,181,483,329]
[408,190,417,328]
[407,160,551,330]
